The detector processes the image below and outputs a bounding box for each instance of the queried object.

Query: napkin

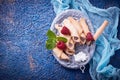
[51,0,120,80]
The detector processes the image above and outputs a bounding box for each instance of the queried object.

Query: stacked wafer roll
[53,47,69,60]
[53,16,109,60]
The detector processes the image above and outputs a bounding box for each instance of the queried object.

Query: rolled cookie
[80,18,94,42]
[80,18,90,35]
[68,17,83,36]
[80,33,86,44]
[53,47,69,60]
[93,20,109,40]
[63,19,80,43]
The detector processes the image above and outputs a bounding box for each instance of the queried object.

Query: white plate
[50,9,95,69]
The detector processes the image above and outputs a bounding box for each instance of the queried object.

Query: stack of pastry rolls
[53,17,109,61]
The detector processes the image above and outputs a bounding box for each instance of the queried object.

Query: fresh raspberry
[61,26,71,35]
[86,32,94,41]
[57,41,67,50]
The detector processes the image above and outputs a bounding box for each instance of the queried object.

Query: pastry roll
[60,52,70,60]
[79,18,90,35]
[53,47,69,60]
[93,20,108,41]
[65,48,75,55]
[68,17,83,35]
[80,33,86,44]
[63,19,80,43]
[53,47,62,58]
[80,18,94,45]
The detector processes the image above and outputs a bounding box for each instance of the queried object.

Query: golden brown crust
[93,20,108,40]
[80,18,90,36]
[53,47,69,60]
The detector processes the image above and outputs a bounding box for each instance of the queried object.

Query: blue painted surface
[0,0,120,80]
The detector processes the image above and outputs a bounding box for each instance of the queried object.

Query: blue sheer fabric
[51,0,120,79]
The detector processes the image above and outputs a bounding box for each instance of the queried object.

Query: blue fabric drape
[51,0,120,80]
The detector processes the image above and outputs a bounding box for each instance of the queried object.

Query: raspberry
[57,41,67,50]
[61,26,71,35]
[86,32,94,41]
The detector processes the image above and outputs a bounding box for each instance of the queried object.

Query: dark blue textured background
[0,0,120,80]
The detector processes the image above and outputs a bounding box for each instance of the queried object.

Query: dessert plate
[50,9,95,72]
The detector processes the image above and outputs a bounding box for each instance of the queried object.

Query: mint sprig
[47,30,56,39]
[46,30,67,50]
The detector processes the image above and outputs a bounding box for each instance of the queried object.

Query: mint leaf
[46,39,56,50]
[46,30,68,50]
[47,30,56,39]
[57,37,67,43]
